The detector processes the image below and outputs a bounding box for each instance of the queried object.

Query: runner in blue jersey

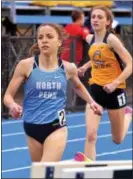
[3,23,102,162]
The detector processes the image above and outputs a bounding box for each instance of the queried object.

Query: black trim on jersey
[24,55,38,82]
[113,51,124,70]
[89,31,124,70]
[33,54,64,70]
[105,32,124,70]
[24,55,65,84]
[103,31,110,43]
[58,58,64,70]
[90,31,110,45]
[33,54,39,69]
[90,35,95,45]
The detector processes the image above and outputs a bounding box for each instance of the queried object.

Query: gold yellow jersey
[88,32,126,89]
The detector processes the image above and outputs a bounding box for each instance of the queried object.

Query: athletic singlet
[88,32,126,89]
[21,55,67,124]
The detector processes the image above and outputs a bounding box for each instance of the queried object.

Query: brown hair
[71,10,84,22]
[90,6,124,44]
[90,5,114,32]
[29,23,69,56]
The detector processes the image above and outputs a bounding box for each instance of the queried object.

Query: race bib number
[58,109,66,126]
[117,93,126,107]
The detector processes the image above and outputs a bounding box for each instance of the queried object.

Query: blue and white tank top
[21,55,67,124]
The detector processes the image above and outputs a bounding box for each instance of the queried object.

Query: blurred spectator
[60,9,91,107]
[2,17,17,36]
[60,9,90,66]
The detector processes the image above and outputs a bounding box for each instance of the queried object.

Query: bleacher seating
[2,1,132,16]
[31,0,114,7]
[1,0,132,36]
[15,15,132,26]
[115,1,133,8]
[2,1,132,17]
